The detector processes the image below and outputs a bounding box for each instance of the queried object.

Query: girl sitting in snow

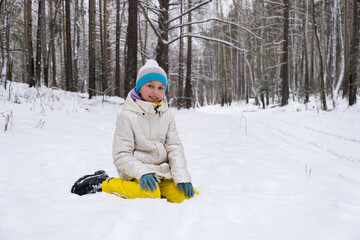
[71,59,198,203]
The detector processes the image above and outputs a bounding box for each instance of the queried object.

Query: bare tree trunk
[244,54,249,103]
[102,0,109,92]
[349,0,359,106]
[23,1,27,84]
[65,0,74,91]
[80,0,86,92]
[7,23,11,84]
[124,0,138,94]
[49,0,57,88]
[220,0,230,105]
[99,0,104,91]
[62,1,66,87]
[312,0,327,110]
[177,0,184,108]
[41,1,48,87]
[303,24,310,104]
[303,0,310,103]
[88,0,96,99]
[185,0,193,109]
[310,8,314,93]
[35,0,44,87]
[115,0,121,96]
[73,0,80,91]
[98,0,104,87]
[1,0,9,89]
[156,0,169,73]
[334,0,345,99]
[280,0,289,106]
[138,8,146,65]
[343,0,351,98]
[329,0,337,106]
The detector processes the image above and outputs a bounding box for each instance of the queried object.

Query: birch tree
[1,0,9,89]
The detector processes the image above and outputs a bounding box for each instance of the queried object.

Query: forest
[0,0,359,109]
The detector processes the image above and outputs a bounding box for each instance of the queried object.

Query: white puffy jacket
[112,93,191,185]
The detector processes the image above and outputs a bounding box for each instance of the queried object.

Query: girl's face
[139,80,165,102]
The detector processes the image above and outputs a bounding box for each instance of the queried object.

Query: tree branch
[168,0,212,24]
[263,0,285,6]
[138,2,163,43]
[168,33,248,52]
[168,17,264,41]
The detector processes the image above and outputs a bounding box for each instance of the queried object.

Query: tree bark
[25,0,36,87]
[49,0,58,88]
[349,0,359,106]
[99,0,104,91]
[1,0,9,89]
[62,1,66,86]
[73,0,80,91]
[343,0,351,98]
[99,1,103,77]
[124,0,138,94]
[102,0,109,92]
[41,0,48,87]
[115,0,121,96]
[177,0,184,108]
[312,0,327,110]
[23,0,27,84]
[156,0,170,74]
[88,0,96,99]
[303,0,310,103]
[280,0,289,106]
[35,0,44,87]
[185,0,193,109]
[65,0,74,91]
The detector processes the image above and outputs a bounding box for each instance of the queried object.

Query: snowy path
[1,92,360,239]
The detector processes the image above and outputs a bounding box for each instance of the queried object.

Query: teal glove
[140,173,160,191]
[177,182,195,198]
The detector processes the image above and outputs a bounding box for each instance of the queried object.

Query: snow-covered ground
[1,83,360,240]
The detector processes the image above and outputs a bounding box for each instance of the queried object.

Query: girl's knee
[141,184,161,199]
[166,190,199,203]
[159,180,198,203]
[103,178,161,199]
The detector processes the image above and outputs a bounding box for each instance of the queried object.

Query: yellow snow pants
[101,178,199,203]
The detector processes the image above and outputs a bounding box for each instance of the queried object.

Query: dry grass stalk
[1,110,14,132]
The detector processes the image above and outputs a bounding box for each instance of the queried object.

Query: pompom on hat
[136,59,167,92]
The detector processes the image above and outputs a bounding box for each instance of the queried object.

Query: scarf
[130,87,162,113]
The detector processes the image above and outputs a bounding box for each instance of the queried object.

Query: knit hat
[136,59,167,92]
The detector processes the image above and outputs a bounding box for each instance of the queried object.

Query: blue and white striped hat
[135,59,167,92]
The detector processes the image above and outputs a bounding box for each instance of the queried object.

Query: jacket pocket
[134,150,156,164]
[153,141,167,164]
